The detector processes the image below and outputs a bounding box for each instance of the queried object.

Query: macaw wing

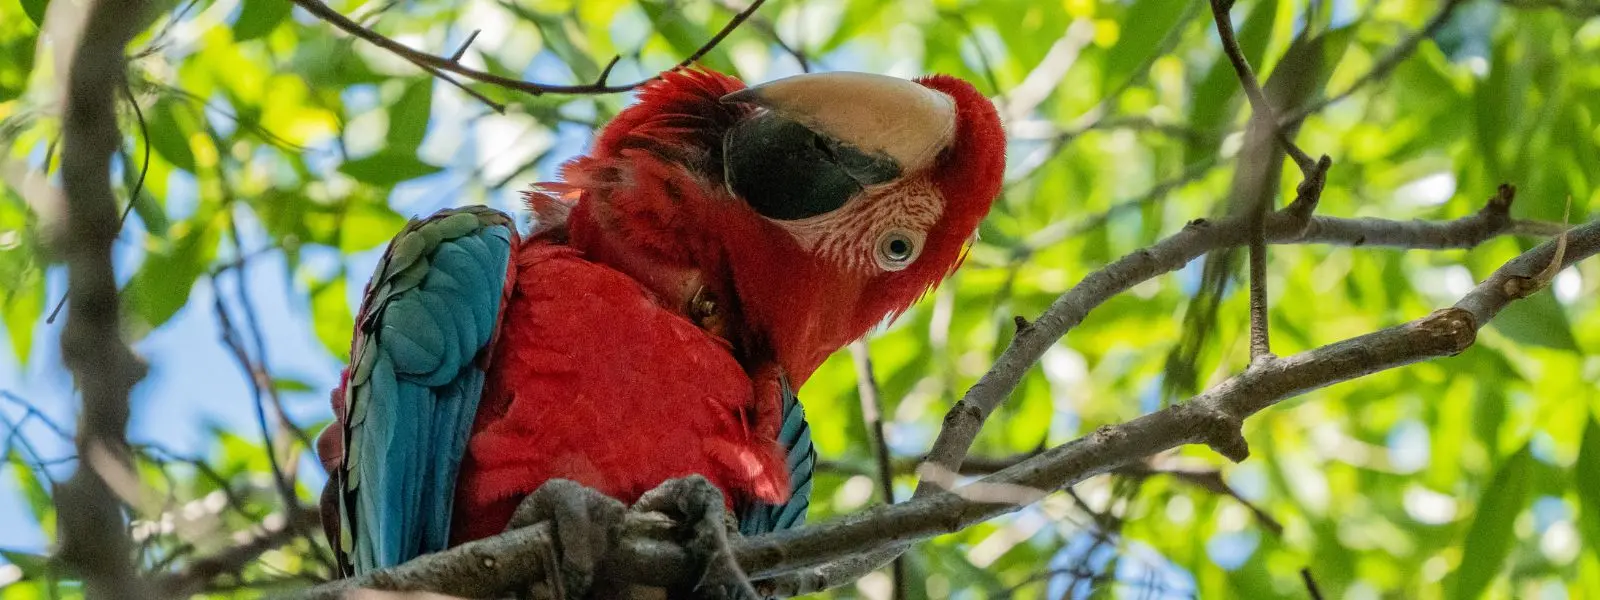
[738,378,816,535]
[335,206,518,574]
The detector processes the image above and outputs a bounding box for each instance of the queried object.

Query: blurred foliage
[2,0,1600,597]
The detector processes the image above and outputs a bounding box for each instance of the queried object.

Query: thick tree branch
[53,1,154,599]
[287,0,765,97]
[747,221,1596,595]
[294,207,1597,599]
[919,185,1521,504]
[752,185,1533,590]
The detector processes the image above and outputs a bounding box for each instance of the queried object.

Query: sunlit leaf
[0,549,50,580]
[124,216,220,330]
[147,99,198,172]
[312,277,354,362]
[387,79,433,153]
[2,270,41,364]
[6,450,50,523]
[1103,0,1193,91]
[341,201,407,253]
[18,0,47,28]
[232,0,291,42]
[1578,416,1600,565]
[1490,291,1581,352]
[0,12,38,101]
[1452,444,1533,600]
[274,378,315,392]
[639,0,738,75]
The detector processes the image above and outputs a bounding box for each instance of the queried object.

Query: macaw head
[553,69,1004,384]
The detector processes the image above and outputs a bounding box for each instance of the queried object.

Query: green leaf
[338,151,441,186]
[121,146,168,237]
[2,272,41,364]
[506,5,600,81]
[232,0,291,42]
[1102,0,1193,91]
[340,201,407,253]
[19,0,47,28]
[7,450,51,523]
[386,79,434,153]
[124,217,219,329]
[147,100,197,172]
[1578,417,1600,565]
[273,378,314,393]
[292,37,385,87]
[1452,444,1534,600]
[312,277,355,362]
[1187,0,1276,157]
[0,14,39,101]
[1489,291,1580,352]
[639,1,737,75]
[0,549,51,579]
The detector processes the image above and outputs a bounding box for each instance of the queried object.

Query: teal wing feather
[738,378,816,535]
[336,206,518,574]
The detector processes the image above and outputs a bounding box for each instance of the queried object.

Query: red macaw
[315,68,1005,594]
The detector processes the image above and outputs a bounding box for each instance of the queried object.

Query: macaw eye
[723,112,901,221]
[875,229,922,271]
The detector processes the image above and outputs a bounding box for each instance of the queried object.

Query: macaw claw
[509,479,628,600]
[632,476,761,600]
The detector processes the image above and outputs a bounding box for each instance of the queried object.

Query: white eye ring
[874,229,923,271]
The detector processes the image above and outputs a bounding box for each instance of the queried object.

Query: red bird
[317,69,1005,594]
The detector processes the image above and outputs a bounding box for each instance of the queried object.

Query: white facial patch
[778,178,944,273]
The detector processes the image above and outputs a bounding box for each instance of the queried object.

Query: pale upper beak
[722,72,958,176]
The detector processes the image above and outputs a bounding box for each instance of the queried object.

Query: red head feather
[548,69,1005,384]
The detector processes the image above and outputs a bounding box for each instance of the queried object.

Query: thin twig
[448,29,480,62]
[47,80,152,325]
[849,342,906,600]
[1012,155,1224,261]
[150,505,323,597]
[712,0,810,72]
[1208,0,1316,173]
[1301,567,1325,600]
[288,0,766,97]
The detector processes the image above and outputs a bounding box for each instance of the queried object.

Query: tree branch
[746,221,1596,595]
[1208,0,1316,173]
[293,206,1598,598]
[287,0,765,97]
[151,504,324,597]
[53,1,155,598]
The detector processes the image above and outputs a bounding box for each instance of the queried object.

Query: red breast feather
[450,241,787,544]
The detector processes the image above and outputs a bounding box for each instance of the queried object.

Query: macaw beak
[719,72,959,222]
[722,71,957,176]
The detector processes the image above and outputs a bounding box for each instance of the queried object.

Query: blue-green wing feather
[337,207,517,574]
[739,378,816,536]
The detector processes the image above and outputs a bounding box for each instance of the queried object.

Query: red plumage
[450,242,787,543]
[321,68,1006,554]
